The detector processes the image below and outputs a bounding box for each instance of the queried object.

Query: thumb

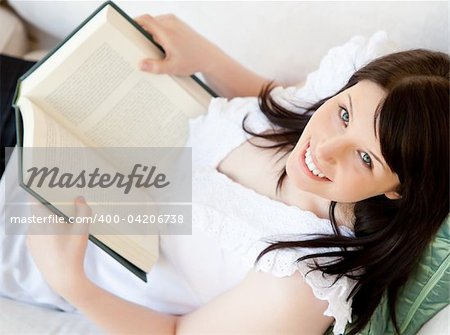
[73,196,92,234]
[75,196,92,217]
[139,58,173,74]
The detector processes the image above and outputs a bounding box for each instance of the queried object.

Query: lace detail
[252,243,354,335]
[192,169,356,335]
[192,201,354,335]
[189,95,357,333]
[187,32,398,334]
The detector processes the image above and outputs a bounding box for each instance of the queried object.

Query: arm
[134,14,272,98]
[176,269,334,335]
[56,278,178,335]
[26,199,333,335]
[200,49,271,99]
[62,270,332,335]
[25,197,177,335]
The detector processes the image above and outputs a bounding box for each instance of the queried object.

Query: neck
[279,175,355,230]
[279,174,331,220]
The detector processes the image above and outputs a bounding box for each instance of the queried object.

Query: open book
[12,1,215,281]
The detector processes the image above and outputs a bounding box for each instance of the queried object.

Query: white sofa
[0,1,448,334]
[2,1,449,82]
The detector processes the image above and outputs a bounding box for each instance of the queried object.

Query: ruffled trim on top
[192,196,356,335]
[252,240,355,335]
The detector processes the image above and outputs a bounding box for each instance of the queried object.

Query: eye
[338,105,373,169]
[359,151,373,168]
[338,106,350,127]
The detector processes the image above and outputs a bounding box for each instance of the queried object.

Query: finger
[134,14,166,40]
[134,13,161,22]
[75,196,93,217]
[134,15,169,54]
[73,197,92,234]
[139,56,174,74]
[154,14,177,22]
[134,14,158,28]
[139,58,174,74]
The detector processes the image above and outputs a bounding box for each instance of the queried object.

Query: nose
[315,136,350,165]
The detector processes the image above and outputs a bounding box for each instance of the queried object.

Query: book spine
[88,235,148,282]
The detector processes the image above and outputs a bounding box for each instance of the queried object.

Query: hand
[26,196,93,297]
[135,14,224,76]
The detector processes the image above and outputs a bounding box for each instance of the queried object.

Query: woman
[3,14,449,335]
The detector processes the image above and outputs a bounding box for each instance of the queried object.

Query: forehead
[338,80,386,134]
[345,80,386,107]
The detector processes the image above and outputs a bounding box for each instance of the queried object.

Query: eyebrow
[347,94,386,170]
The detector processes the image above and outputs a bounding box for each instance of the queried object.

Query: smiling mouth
[301,143,332,182]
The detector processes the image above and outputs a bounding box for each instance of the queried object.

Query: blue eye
[360,152,372,168]
[338,105,373,169]
[339,107,350,126]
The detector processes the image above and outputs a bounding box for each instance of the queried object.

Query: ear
[384,191,402,200]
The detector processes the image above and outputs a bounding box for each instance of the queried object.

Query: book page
[18,97,86,149]
[95,234,159,272]
[83,77,191,147]
[19,98,157,227]
[14,4,206,273]
[19,98,91,220]
[20,5,212,149]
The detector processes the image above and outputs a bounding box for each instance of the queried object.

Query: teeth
[305,145,326,178]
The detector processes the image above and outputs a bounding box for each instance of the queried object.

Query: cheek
[332,169,376,200]
[308,109,326,126]
[285,149,301,182]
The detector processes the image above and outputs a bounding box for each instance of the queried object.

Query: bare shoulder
[176,269,333,335]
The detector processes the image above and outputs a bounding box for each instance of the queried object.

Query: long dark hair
[246,49,449,334]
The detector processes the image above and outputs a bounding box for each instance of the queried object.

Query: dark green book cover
[12,0,217,282]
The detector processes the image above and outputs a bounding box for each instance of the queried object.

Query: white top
[0,94,355,335]
[186,96,356,334]
[1,31,397,335]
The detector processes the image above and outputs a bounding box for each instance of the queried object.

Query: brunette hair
[248,49,449,334]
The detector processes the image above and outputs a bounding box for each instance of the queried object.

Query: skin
[136,14,271,98]
[286,80,400,203]
[280,80,401,227]
[26,14,401,335]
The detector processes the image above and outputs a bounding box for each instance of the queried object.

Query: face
[286,80,400,203]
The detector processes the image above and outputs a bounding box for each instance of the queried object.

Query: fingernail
[140,60,152,71]
[76,196,85,204]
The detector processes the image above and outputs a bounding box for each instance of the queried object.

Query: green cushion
[357,215,450,335]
